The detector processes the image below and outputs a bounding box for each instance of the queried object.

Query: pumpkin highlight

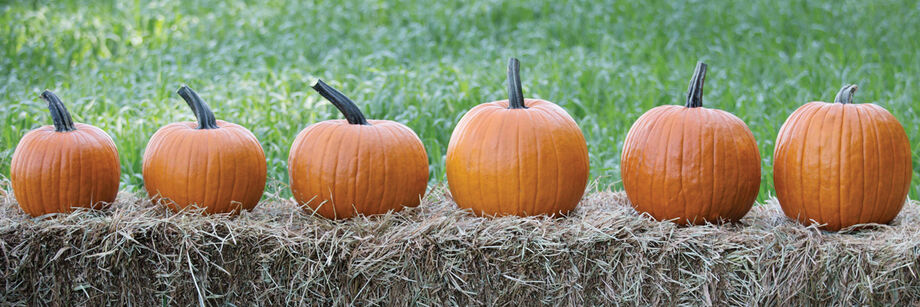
[446,58,590,216]
[11,91,121,216]
[288,79,429,219]
[621,62,761,225]
[142,86,267,214]
[773,84,912,231]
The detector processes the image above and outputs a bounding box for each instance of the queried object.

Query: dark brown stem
[507,57,526,109]
[834,84,858,104]
[40,91,76,132]
[312,79,370,125]
[685,62,707,108]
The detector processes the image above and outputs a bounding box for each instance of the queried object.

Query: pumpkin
[773,84,912,231]
[288,79,429,219]
[11,91,121,216]
[142,86,267,214]
[620,62,761,225]
[446,58,590,216]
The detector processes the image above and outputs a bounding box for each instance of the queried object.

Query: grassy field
[1,0,918,202]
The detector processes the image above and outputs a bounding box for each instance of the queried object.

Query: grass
[1,0,918,202]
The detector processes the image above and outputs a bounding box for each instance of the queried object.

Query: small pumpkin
[11,91,121,216]
[446,58,590,216]
[620,62,761,225]
[142,86,267,214]
[288,79,429,219]
[773,84,912,231]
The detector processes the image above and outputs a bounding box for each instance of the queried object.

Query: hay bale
[0,184,918,305]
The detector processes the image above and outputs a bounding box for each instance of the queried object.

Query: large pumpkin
[142,86,267,214]
[288,79,429,219]
[773,84,912,231]
[620,62,761,225]
[446,58,589,216]
[11,91,120,216]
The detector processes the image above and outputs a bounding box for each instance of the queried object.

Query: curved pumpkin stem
[41,90,76,132]
[834,84,858,104]
[177,85,220,130]
[312,79,370,125]
[685,61,707,108]
[507,57,527,109]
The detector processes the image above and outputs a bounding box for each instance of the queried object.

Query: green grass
[1,0,918,202]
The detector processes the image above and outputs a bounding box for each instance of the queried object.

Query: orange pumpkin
[11,91,120,216]
[142,86,267,214]
[773,84,912,231]
[446,58,590,216]
[620,62,761,225]
[288,79,429,219]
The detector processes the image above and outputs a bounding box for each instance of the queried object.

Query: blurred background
[1,0,918,202]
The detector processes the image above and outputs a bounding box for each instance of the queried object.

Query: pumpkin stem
[834,84,858,104]
[41,90,76,132]
[177,85,220,130]
[507,57,527,109]
[685,61,707,108]
[311,79,370,125]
